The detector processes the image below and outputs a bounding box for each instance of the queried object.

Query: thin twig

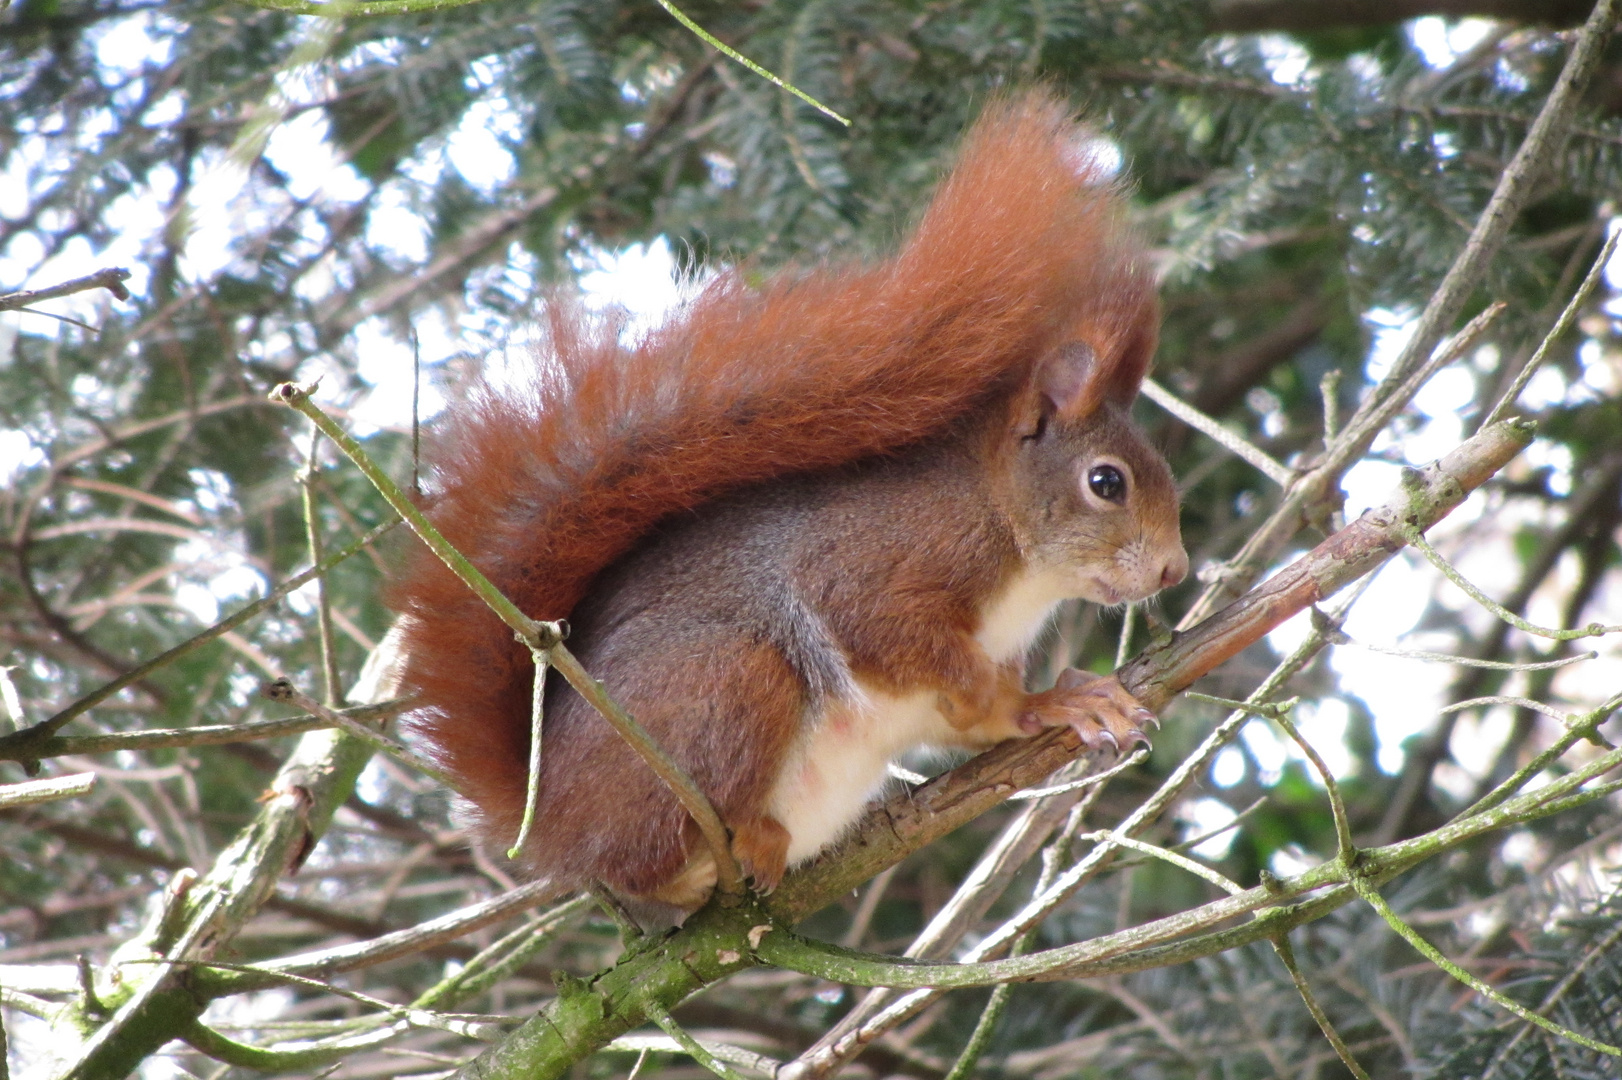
[414,896,592,1009]
[1320,370,1342,446]
[642,998,751,1080]
[261,679,456,788]
[1483,223,1622,428]
[1009,747,1148,800]
[8,308,99,332]
[1438,695,1572,722]
[1350,874,1622,1057]
[270,383,546,645]
[1165,795,1266,855]
[607,1032,782,1077]
[1268,699,1355,862]
[1458,692,1622,821]
[4,699,409,760]
[651,0,850,126]
[1078,831,1245,895]
[301,429,343,708]
[840,866,898,949]
[199,889,586,996]
[1340,639,1596,670]
[508,645,550,859]
[221,0,485,14]
[1272,933,1374,1080]
[1406,525,1622,640]
[943,980,1012,1080]
[0,516,400,755]
[1141,377,1294,487]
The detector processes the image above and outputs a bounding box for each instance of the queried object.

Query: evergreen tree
[2,0,1620,1076]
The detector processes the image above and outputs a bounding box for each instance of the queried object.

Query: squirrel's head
[995,340,1188,606]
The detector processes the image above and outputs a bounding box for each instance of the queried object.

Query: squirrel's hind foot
[731,814,791,894]
[1018,670,1155,756]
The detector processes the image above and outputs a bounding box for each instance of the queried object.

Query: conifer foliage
[2,1,1621,1077]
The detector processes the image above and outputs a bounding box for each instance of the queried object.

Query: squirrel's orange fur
[389,93,1162,896]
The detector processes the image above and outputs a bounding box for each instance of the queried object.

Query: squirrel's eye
[1088,464,1126,503]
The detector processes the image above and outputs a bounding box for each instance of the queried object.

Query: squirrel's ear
[1102,317,1157,408]
[1043,266,1160,416]
[1037,322,1157,420]
[1036,342,1100,416]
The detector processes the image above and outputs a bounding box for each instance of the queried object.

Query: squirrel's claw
[1021,671,1157,758]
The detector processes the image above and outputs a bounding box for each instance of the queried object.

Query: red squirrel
[389,91,1188,915]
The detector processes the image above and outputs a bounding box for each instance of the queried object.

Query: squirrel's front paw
[1018,670,1155,756]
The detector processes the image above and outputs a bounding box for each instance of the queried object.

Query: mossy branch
[1351,875,1622,1057]
[752,739,1622,989]
[1405,524,1622,640]
[58,706,378,1077]
[0,771,95,809]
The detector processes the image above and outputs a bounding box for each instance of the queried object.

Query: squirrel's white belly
[769,566,1067,867]
[768,685,955,866]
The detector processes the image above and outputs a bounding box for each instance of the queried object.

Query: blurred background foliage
[2,0,1622,1075]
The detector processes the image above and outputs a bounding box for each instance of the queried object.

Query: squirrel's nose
[1160,548,1189,590]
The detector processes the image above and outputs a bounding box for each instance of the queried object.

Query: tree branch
[0,267,130,312]
[1180,0,1620,626]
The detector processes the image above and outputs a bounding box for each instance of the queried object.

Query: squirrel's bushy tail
[390,91,1158,831]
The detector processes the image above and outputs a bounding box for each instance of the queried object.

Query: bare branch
[0,268,131,312]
